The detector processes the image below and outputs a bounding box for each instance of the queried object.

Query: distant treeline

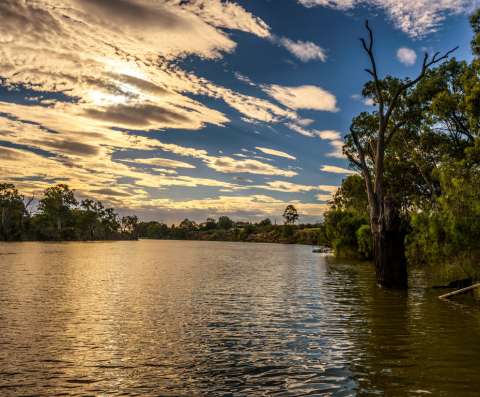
[0,182,327,245]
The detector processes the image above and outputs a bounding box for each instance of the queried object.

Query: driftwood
[438,283,480,299]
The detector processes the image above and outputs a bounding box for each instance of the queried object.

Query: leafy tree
[324,208,369,258]
[258,218,272,227]
[80,199,105,237]
[148,223,169,239]
[179,218,197,238]
[0,183,23,240]
[283,205,299,225]
[204,217,217,231]
[218,215,233,230]
[330,175,369,215]
[343,21,457,287]
[38,184,78,230]
[122,215,140,240]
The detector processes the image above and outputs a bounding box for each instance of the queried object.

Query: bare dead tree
[345,21,458,287]
[17,194,35,239]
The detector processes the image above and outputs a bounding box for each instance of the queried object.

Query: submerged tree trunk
[344,21,456,288]
[371,197,408,287]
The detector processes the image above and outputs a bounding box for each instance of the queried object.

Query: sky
[0,0,478,224]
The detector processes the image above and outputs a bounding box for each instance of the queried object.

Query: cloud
[313,130,342,140]
[255,147,296,160]
[122,158,196,168]
[152,168,179,174]
[320,165,358,174]
[255,181,338,193]
[276,37,327,62]
[315,194,334,201]
[262,85,339,112]
[297,118,315,126]
[90,188,132,197]
[352,94,374,106]
[141,195,328,220]
[234,72,255,85]
[312,130,345,158]
[325,140,345,158]
[203,157,298,177]
[234,177,253,182]
[297,0,476,37]
[397,47,417,66]
[285,123,315,137]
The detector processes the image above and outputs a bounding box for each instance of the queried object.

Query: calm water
[1,241,479,396]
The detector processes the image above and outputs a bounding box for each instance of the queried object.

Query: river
[1,240,479,396]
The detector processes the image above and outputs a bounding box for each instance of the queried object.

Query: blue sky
[0,0,477,224]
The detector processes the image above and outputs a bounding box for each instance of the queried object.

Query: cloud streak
[297,0,476,37]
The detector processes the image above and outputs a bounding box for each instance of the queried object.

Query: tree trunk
[57,216,61,230]
[3,197,14,240]
[371,196,408,288]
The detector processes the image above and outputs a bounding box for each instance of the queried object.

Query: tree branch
[345,150,362,169]
[359,20,384,119]
[384,46,459,127]
[385,121,407,148]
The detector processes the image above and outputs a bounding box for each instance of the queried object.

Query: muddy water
[1,240,479,396]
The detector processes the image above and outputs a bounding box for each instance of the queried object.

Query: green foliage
[258,218,272,227]
[324,208,369,258]
[282,224,294,238]
[38,184,78,229]
[407,155,480,280]
[357,225,373,259]
[147,222,169,239]
[469,8,480,57]
[330,175,368,215]
[204,217,216,231]
[218,215,233,230]
[283,205,299,225]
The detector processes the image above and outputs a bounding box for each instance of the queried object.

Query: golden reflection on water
[1,241,480,396]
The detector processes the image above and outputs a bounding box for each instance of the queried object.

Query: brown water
[0,241,479,396]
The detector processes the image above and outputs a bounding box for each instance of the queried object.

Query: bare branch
[383,46,459,127]
[359,20,384,119]
[366,20,373,52]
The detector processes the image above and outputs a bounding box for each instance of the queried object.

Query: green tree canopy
[38,184,78,230]
[283,205,298,225]
[218,215,233,230]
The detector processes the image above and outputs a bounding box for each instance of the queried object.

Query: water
[1,241,479,396]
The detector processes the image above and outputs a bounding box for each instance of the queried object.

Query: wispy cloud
[255,147,297,160]
[275,37,327,62]
[262,85,339,112]
[320,165,357,174]
[297,0,476,37]
[122,158,196,168]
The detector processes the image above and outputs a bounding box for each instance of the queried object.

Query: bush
[282,224,294,238]
[357,225,373,258]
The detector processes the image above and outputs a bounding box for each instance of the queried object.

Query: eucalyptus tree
[38,184,78,230]
[344,21,457,287]
[283,205,298,225]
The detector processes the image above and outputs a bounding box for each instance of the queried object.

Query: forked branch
[383,46,459,125]
[359,21,383,117]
